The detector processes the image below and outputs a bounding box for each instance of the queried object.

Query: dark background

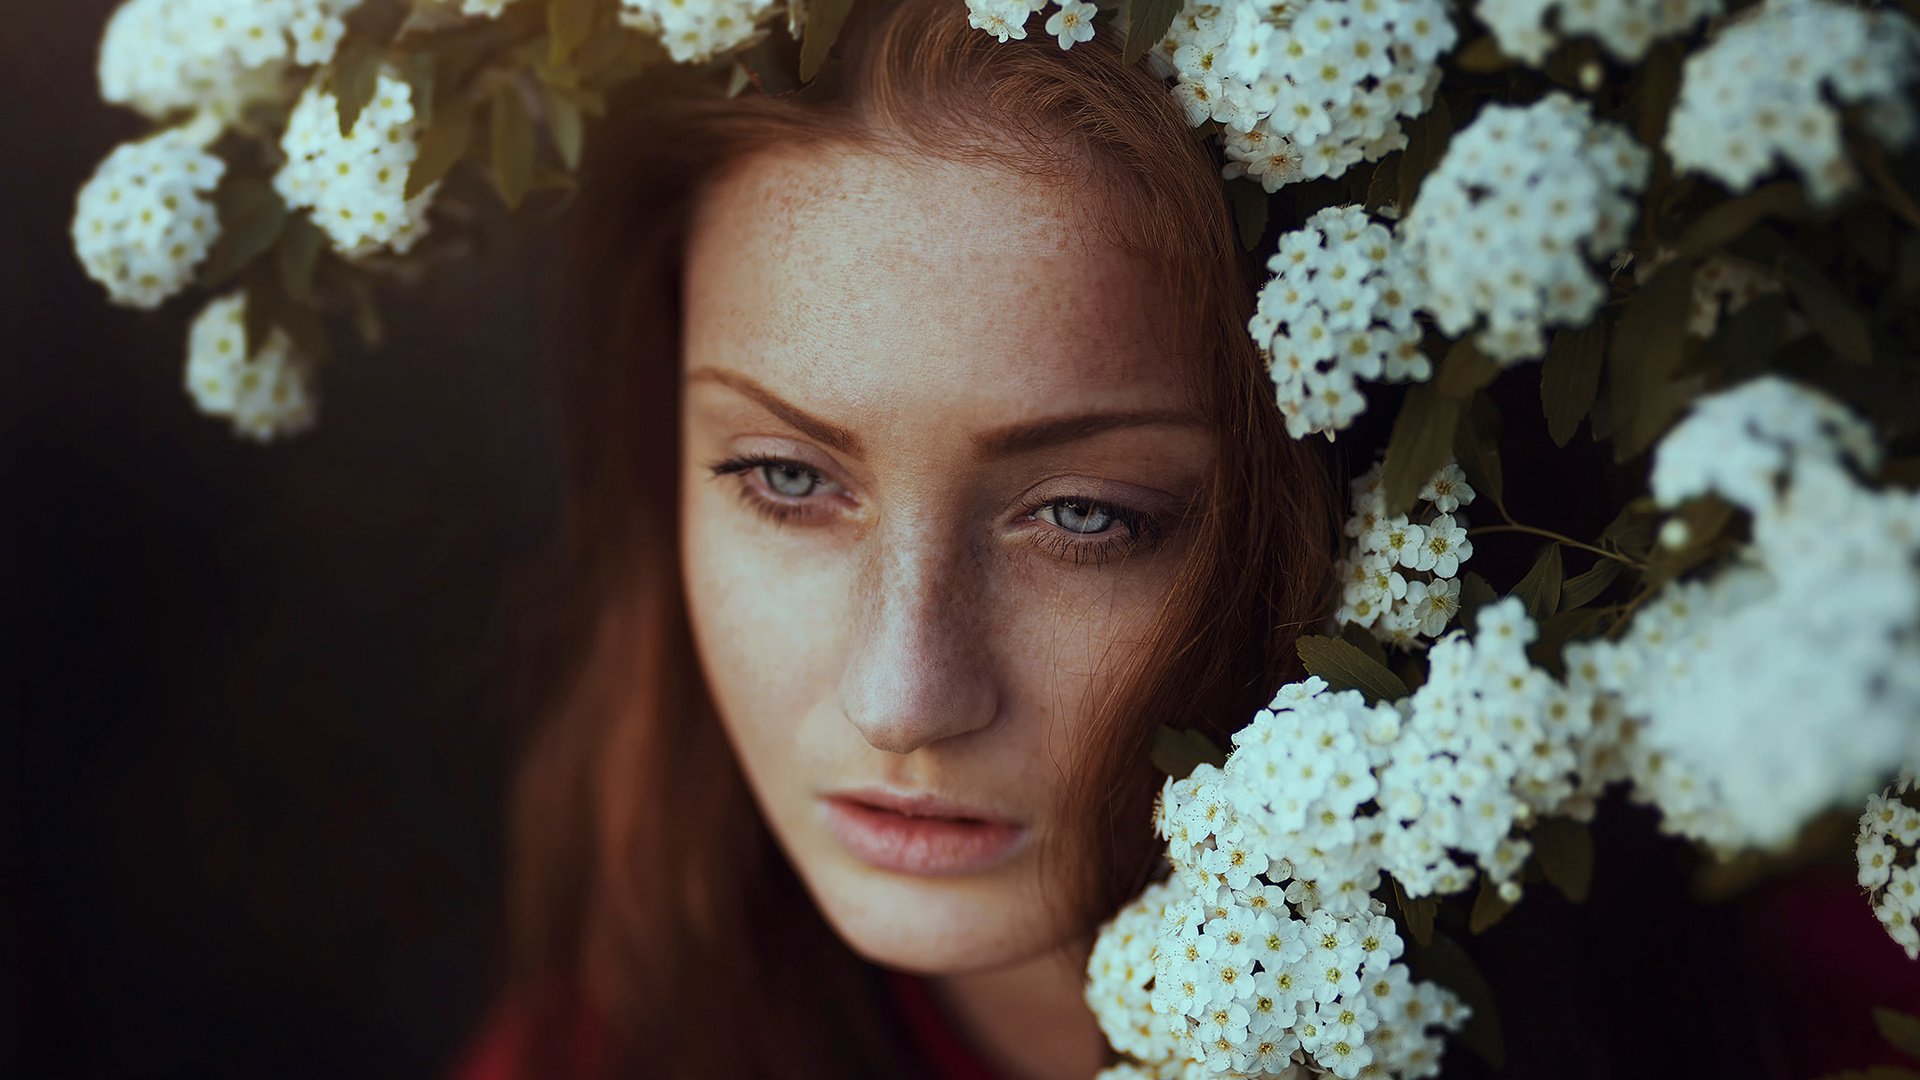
[5,5,568,1076]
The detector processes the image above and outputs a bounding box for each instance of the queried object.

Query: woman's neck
[927,938,1109,1080]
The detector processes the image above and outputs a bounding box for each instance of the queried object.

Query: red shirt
[448,972,1001,1080]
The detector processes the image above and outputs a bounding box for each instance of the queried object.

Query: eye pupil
[762,463,817,497]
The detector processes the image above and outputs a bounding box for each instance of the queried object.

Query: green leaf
[1123,0,1183,65]
[1297,634,1411,703]
[1608,258,1694,461]
[1392,880,1437,947]
[1435,336,1501,398]
[1510,543,1563,622]
[1338,619,1392,669]
[408,95,474,198]
[1529,606,1606,675]
[543,82,586,172]
[739,33,803,95]
[329,39,384,137]
[1559,559,1622,611]
[1599,497,1661,558]
[1469,874,1512,933]
[1408,933,1505,1070]
[1540,321,1606,448]
[798,0,856,81]
[1453,35,1515,72]
[1396,96,1453,217]
[1785,255,1874,366]
[276,214,325,305]
[1533,817,1595,903]
[1381,382,1471,516]
[548,0,598,66]
[1150,724,1226,779]
[198,178,289,289]
[1635,42,1681,148]
[1704,295,1788,383]
[1453,390,1504,510]
[491,83,537,210]
[1675,181,1805,258]
[1456,572,1497,630]
[1226,178,1269,252]
[1873,1008,1920,1060]
[1364,156,1399,216]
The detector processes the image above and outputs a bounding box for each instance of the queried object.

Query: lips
[822,789,1029,876]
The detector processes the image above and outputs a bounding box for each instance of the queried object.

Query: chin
[799,854,1072,976]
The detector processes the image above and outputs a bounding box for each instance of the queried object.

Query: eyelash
[704,453,1164,567]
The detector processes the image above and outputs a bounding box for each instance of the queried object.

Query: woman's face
[679,144,1215,974]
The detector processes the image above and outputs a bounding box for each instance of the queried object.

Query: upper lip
[825,788,1018,826]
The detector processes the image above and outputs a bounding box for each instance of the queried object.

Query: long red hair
[503,1,1344,1074]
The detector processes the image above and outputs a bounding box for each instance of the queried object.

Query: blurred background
[4,4,568,1076]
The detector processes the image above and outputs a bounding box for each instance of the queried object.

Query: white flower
[1417,463,1475,513]
[1475,0,1721,65]
[1144,0,1457,189]
[1044,0,1098,48]
[1583,380,1920,852]
[71,121,225,310]
[1860,779,1920,959]
[1335,461,1477,645]
[274,71,438,259]
[185,291,319,442]
[619,0,779,62]
[1402,93,1649,365]
[99,0,365,121]
[1251,206,1428,438]
[1665,0,1920,206]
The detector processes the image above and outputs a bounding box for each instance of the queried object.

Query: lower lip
[823,797,1029,876]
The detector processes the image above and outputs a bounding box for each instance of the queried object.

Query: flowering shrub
[72,0,1920,1075]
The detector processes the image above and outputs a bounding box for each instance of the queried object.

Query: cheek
[680,480,847,754]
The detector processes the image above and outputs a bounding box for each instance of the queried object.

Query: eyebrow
[686,366,1206,459]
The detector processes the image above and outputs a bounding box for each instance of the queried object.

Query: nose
[838,517,1000,754]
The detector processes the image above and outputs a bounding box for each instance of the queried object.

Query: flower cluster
[618,0,778,63]
[185,292,320,442]
[1146,0,1455,190]
[964,0,1098,49]
[1401,93,1649,364]
[1334,462,1474,646]
[1859,772,1920,959]
[1665,0,1920,207]
[1631,250,1786,340]
[98,0,361,121]
[275,72,437,259]
[1087,596,1610,1076]
[1252,205,1429,439]
[1575,378,1920,852]
[71,121,225,310]
[1473,0,1721,66]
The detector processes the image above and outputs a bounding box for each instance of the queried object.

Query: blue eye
[761,461,821,497]
[1040,498,1117,535]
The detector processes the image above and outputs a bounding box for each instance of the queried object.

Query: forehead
[681,145,1202,422]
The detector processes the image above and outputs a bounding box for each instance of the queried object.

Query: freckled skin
[678,145,1218,975]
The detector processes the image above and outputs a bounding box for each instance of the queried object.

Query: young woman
[460,0,1344,1076]
[446,1,1916,1076]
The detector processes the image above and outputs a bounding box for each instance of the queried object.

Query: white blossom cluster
[1474,0,1721,66]
[1118,0,1457,190]
[185,292,320,442]
[1086,598,1612,1076]
[1665,0,1920,207]
[445,0,525,14]
[1086,765,1470,1078]
[98,0,363,121]
[1252,205,1429,439]
[275,72,438,259]
[1401,93,1649,364]
[1573,377,1920,852]
[1859,771,1920,959]
[964,0,1100,49]
[1334,462,1474,647]
[71,121,226,310]
[618,0,778,63]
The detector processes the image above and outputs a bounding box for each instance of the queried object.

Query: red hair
[503,1,1343,1074]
